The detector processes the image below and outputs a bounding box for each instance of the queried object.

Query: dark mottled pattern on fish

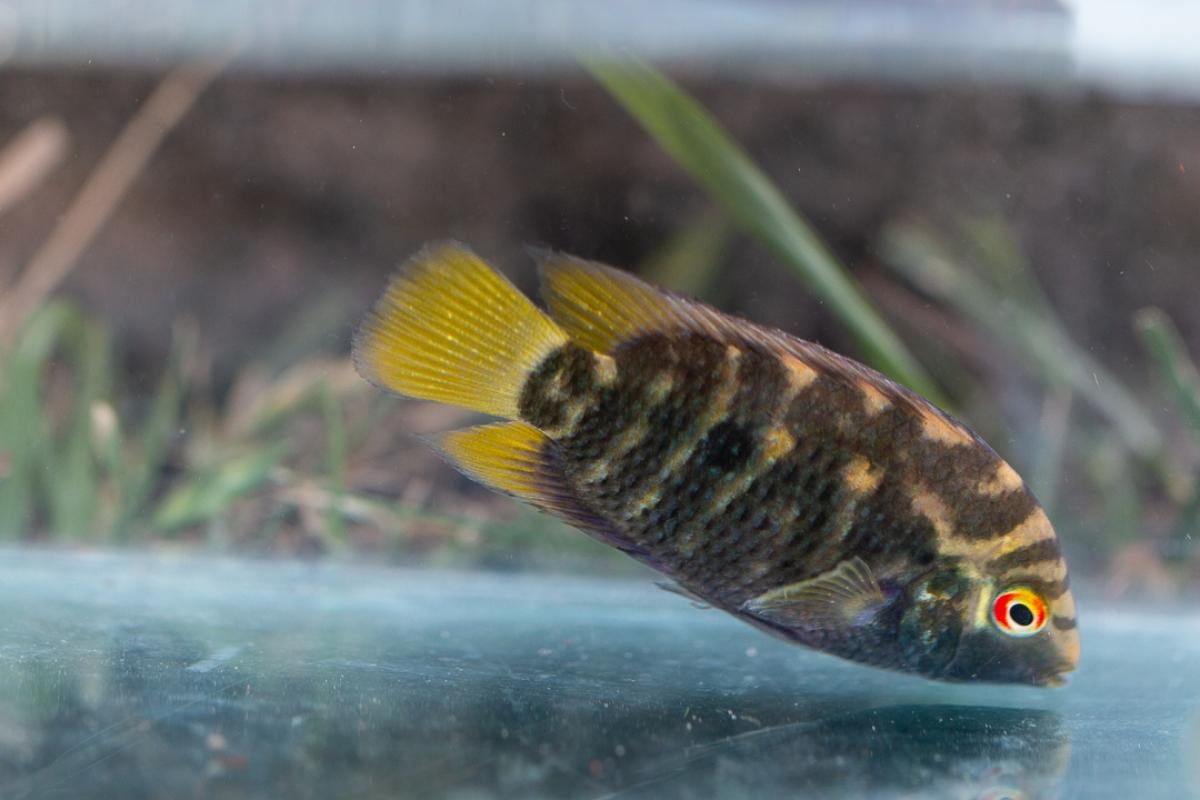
[520,331,1057,612]
[518,343,596,431]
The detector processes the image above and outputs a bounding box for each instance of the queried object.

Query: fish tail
[352,242,569,420]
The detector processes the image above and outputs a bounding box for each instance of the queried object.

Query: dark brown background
[2,69,1195,386]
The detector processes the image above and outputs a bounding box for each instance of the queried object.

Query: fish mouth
[1036,671,1070,688]
[939,638,1076,687]
[1037,656,1078,688]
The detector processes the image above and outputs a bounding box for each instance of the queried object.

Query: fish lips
[938,630,1076,687]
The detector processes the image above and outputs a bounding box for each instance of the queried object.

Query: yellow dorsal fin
[537,252,734,353]
[536,250,955,438]
[538,251,833,363]
[431,421,642,555]
[353,242,568,419]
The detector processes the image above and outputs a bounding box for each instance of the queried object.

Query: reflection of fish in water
[604,704,1069,800]
[353,243,1080,685]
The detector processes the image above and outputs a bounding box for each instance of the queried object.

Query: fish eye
[991,587,1047,637]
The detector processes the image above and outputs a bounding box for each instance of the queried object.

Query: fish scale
[353,242,1080,685]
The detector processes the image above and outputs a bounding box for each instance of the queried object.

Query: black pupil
[1010,602,1035,627]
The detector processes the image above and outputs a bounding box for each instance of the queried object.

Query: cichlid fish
[353,243,1080,686]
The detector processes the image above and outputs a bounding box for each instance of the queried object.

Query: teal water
[0,550,1194,799]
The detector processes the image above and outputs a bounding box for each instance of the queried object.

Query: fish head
[898,556,1080,686]
[942,575,1079,687]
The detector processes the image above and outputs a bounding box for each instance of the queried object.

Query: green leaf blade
[584,57,944,405]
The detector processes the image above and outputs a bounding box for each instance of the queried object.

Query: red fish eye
[991,588,1048,637]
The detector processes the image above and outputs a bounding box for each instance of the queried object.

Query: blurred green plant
[640,206,732,298]
[584,57,945,405]
[0,302,260,541]
[880,220,1162,459]
[1134,308,1200,545]
[1135,308,1200,445]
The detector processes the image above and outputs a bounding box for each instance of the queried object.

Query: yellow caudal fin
[353,243,569,419]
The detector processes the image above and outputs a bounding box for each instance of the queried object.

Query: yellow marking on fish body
[677,530,702,559]
[858,382,892,417]
[1050,586,1077,621]
[562,397,590,431]
[802,483,876,569]
[594,353,618,386]
[747,559,774,579]
[580,417,650,483]
[978,460,1024,496]
[543,395,592,440]
[646,372,674,404]
[708,470,767,518]
[762,427,796,463]
[781,354,819,393]
[543,370,569,402]
[631,486,662,517]
[1058,631,1081,669]
[919,409,973,446]
[978,506,1055,558]
[539,354,618,439]
[1049,593,1080,665]
[767,502,805,553]
[971,580,994,628]
[981,513,1068,583]
[656,346,742,476]
[910,488,955,540]
[580,460,609,484]
[843,456,884,496]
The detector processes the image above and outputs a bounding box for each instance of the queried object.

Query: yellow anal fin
[433,421,562,510]
[742,557,888,631]
[431,421,642,555]
[353,242,568,420]
[537,251,735,354]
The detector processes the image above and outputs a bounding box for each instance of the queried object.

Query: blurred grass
[1136,308,1200,445]
[880,221,1162,459]
[0,298,631,569]
[1135,308,1200,546]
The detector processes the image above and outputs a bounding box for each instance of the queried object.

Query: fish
[352,242,1080,686]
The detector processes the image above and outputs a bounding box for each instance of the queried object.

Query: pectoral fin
[742,557,888,631]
